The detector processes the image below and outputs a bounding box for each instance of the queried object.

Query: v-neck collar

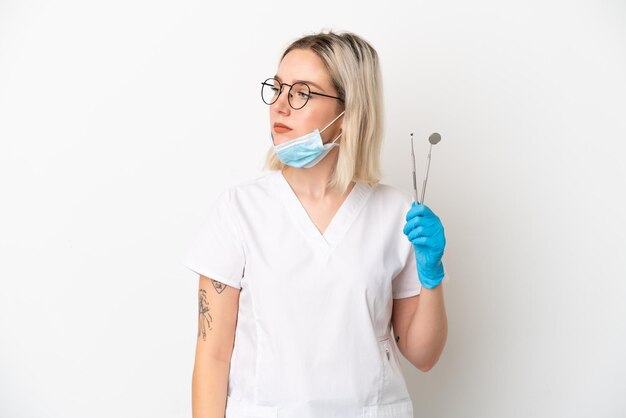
[271,170,373,260]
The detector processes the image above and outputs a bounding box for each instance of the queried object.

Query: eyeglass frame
[261,77,345,110]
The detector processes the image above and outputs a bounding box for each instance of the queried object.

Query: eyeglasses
[261,77,344,110]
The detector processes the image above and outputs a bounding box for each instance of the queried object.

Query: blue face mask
[270,110,345,168]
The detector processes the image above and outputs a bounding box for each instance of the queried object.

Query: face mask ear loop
[320,110,345,133]
[329,130,343,145]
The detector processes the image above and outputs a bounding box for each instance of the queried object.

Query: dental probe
[410,133,420,204]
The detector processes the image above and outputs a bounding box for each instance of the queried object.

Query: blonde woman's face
[270,48,344,146]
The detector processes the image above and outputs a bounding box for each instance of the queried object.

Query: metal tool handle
[410,133,420,204]
[420,143,433,204]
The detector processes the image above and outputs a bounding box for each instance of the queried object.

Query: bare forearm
[405,283,448,371]
[192,357,230,418]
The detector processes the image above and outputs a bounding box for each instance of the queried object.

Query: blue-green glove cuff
[416,259,445,289]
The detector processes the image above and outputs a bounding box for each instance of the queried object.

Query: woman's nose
[272,87,291,114]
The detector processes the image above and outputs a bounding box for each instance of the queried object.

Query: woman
[183,30,449,418]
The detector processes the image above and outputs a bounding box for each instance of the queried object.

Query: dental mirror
[429,132,441,145]
[420,132,442,204]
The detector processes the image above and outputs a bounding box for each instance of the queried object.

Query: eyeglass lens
[261,78,311,109]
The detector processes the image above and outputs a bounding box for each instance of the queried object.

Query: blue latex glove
[402,201,446,289]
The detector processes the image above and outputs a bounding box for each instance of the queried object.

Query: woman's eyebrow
[274,75,325,92]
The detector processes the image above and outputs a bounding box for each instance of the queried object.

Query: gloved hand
[403,201,446,289]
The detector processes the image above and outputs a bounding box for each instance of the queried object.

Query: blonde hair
[262,30,384,194]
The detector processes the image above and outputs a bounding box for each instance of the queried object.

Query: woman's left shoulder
[368,182,413,207]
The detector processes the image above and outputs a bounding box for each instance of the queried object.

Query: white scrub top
[183,170,448,418]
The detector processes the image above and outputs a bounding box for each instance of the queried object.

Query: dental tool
[419,133,441,205]
[410,133,419,204]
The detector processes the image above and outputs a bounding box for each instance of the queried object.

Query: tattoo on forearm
[198,289,213,340]
[211,279,226,294]
[395,335,400,343]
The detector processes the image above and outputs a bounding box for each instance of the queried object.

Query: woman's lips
[274,125,292,133]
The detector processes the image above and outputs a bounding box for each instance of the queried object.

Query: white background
[1,0,625,417]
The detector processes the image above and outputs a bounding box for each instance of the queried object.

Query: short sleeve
[182,188,245,289]
[392,241,422,299]
[392,240,451,299]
